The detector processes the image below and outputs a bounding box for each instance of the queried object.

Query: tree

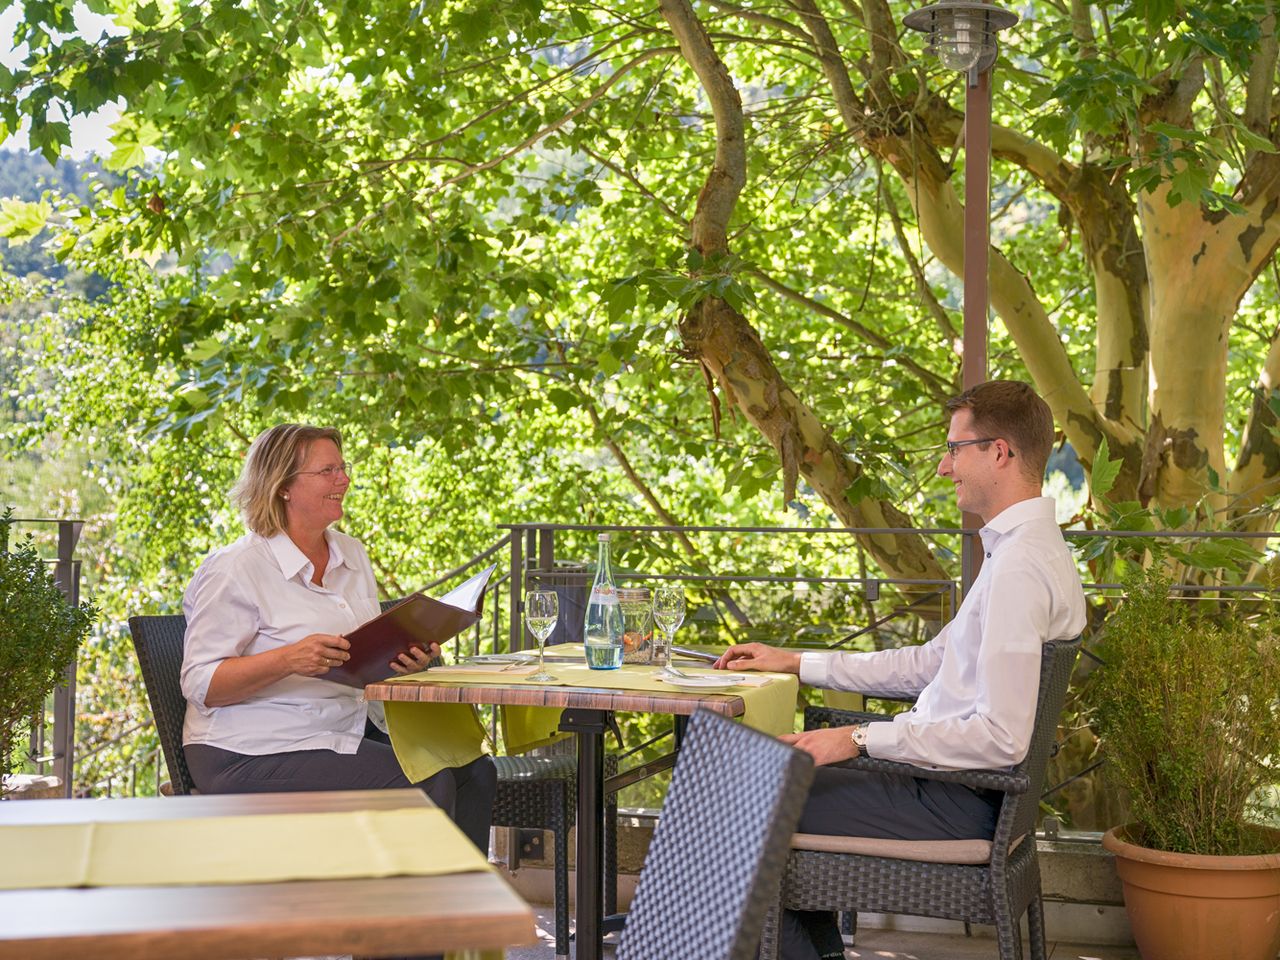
[4,0,1278,586]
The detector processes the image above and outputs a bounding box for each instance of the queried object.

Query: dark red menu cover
[325,564,496,688]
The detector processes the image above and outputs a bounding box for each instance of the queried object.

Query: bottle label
[590,586,618,605]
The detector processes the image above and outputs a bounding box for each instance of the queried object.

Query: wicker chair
[760,636,1081,960]
[129,611,617,959]
[617,709,815,960]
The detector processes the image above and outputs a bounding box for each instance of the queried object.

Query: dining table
[0,787,536,960]
[365,653,799,960]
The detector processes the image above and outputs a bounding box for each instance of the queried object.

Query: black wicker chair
[760,636,1081,960]
[129,611,617,958]
[617,710,815,960]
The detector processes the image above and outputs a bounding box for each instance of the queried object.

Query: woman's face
[282,438,350,533]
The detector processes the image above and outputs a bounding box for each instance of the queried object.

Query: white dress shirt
[799,497,1086,770]
[180,530,382,755]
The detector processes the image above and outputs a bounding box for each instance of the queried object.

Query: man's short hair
[231,424,343,536]
[945,380,1055,482]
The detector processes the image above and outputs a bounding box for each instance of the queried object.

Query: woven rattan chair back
[618,710,815,960]
[999,637,1081,848]
[129,614,198,795]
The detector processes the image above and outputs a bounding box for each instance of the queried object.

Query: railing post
[508,527,524,653]
[52,519,83,797]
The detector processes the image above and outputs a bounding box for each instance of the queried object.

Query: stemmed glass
[651,584,686,679]
[524,590,559,683]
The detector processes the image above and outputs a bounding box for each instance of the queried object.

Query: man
[714,380,1087,960]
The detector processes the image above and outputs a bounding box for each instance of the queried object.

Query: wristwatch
[850,722,870,756]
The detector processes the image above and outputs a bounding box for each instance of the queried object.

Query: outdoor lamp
[902,1,1019,81]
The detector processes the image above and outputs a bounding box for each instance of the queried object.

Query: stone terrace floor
[506,906,1142,959]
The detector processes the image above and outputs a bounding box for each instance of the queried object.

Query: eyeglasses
[944,438,1014,458]
[292,462,354,481]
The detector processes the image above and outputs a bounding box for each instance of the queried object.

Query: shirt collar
[979,496,1057,551]
[264,530,348,583]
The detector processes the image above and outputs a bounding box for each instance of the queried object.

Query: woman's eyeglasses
[292,462,354,481]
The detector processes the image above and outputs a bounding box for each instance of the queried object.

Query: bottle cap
[617,587,650,602]
[598,533,611,541]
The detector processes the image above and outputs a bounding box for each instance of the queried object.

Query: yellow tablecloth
[382,657,800,783]
[0,807,489,890]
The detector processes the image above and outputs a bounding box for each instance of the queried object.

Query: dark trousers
[780,764,1001,960]
[184,726,497,853]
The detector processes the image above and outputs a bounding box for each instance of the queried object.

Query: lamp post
[902,0,1018,590]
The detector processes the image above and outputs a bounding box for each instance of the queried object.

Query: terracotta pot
[1103,825,1280,960]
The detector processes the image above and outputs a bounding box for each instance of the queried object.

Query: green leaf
[547,387,579,413]
[0,197,51,245]
[1090,437,1122,498]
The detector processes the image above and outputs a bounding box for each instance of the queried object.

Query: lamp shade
[902,1,1019,73]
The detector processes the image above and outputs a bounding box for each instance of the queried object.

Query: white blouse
[180,530,382,755]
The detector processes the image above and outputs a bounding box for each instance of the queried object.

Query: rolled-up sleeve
[180,562,260,708]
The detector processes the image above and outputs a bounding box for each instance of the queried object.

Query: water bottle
[584,533,625,669]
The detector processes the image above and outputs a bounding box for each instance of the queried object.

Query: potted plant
[0,508,96,796]
[1091,563,1280,960]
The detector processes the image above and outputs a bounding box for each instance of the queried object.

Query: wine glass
[651,584,686,679]
[524,590,559,682]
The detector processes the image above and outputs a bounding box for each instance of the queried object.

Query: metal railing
[499,520,1280,824]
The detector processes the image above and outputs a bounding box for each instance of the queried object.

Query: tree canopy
[3,0,1279,585]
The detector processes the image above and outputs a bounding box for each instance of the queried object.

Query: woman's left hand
[389,642,440,674]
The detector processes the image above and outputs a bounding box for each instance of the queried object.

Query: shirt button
[338,602,347,609]
[911,707,917,712]
[986,552,992,558]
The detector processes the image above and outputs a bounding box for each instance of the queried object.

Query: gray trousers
[184,731,497,853]
[780,764,1001,960]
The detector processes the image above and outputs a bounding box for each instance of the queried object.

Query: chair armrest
[803,706,893,729]
[831,754,1032,795]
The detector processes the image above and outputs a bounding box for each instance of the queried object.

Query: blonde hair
[231,424,343,536]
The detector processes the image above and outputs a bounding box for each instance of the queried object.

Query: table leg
[559,708,608,960]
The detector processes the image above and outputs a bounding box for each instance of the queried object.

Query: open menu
[324,564,497,689]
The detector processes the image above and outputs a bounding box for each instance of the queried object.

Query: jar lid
[617,587,651,601]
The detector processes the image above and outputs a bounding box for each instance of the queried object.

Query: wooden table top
[0,789,536,960]
[364,675,749,717]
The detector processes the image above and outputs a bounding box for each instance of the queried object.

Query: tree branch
[749,266,952,401]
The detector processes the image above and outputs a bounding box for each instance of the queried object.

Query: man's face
[937,409,998,519]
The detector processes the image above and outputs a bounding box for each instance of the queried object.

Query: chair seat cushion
[789,831,1025,865]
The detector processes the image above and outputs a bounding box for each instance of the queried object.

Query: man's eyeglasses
[292,462,354,481]
[944,438,1014,458]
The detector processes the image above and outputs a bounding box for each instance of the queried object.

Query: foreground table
[366,670,769,960]
[0,788,536,960]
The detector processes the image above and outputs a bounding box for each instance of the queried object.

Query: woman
[180,423,496,852]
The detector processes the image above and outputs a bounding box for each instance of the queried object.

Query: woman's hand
[390,642,440,675]
[713,642,802,674]
[284,633,352,676]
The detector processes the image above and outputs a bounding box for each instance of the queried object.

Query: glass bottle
[583,533,625,669]
[617,587,653,664]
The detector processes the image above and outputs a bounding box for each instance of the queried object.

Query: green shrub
[1090,565,1280,856]
[0,508,97,784]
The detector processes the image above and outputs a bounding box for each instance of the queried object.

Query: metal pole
[52,520,83,797]
[960,65,992,595]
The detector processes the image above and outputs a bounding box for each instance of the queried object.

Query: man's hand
[714,642,801,674]
[389,642,440,675]
[284,633,352,677]
[779,726,860,766]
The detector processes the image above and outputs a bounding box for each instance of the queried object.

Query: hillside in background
[0,150,113,294]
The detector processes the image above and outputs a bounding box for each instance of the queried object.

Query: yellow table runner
[383,656,800,783]
[0,807,489,891]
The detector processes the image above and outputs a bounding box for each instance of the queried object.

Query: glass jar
[617,587,653,664]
